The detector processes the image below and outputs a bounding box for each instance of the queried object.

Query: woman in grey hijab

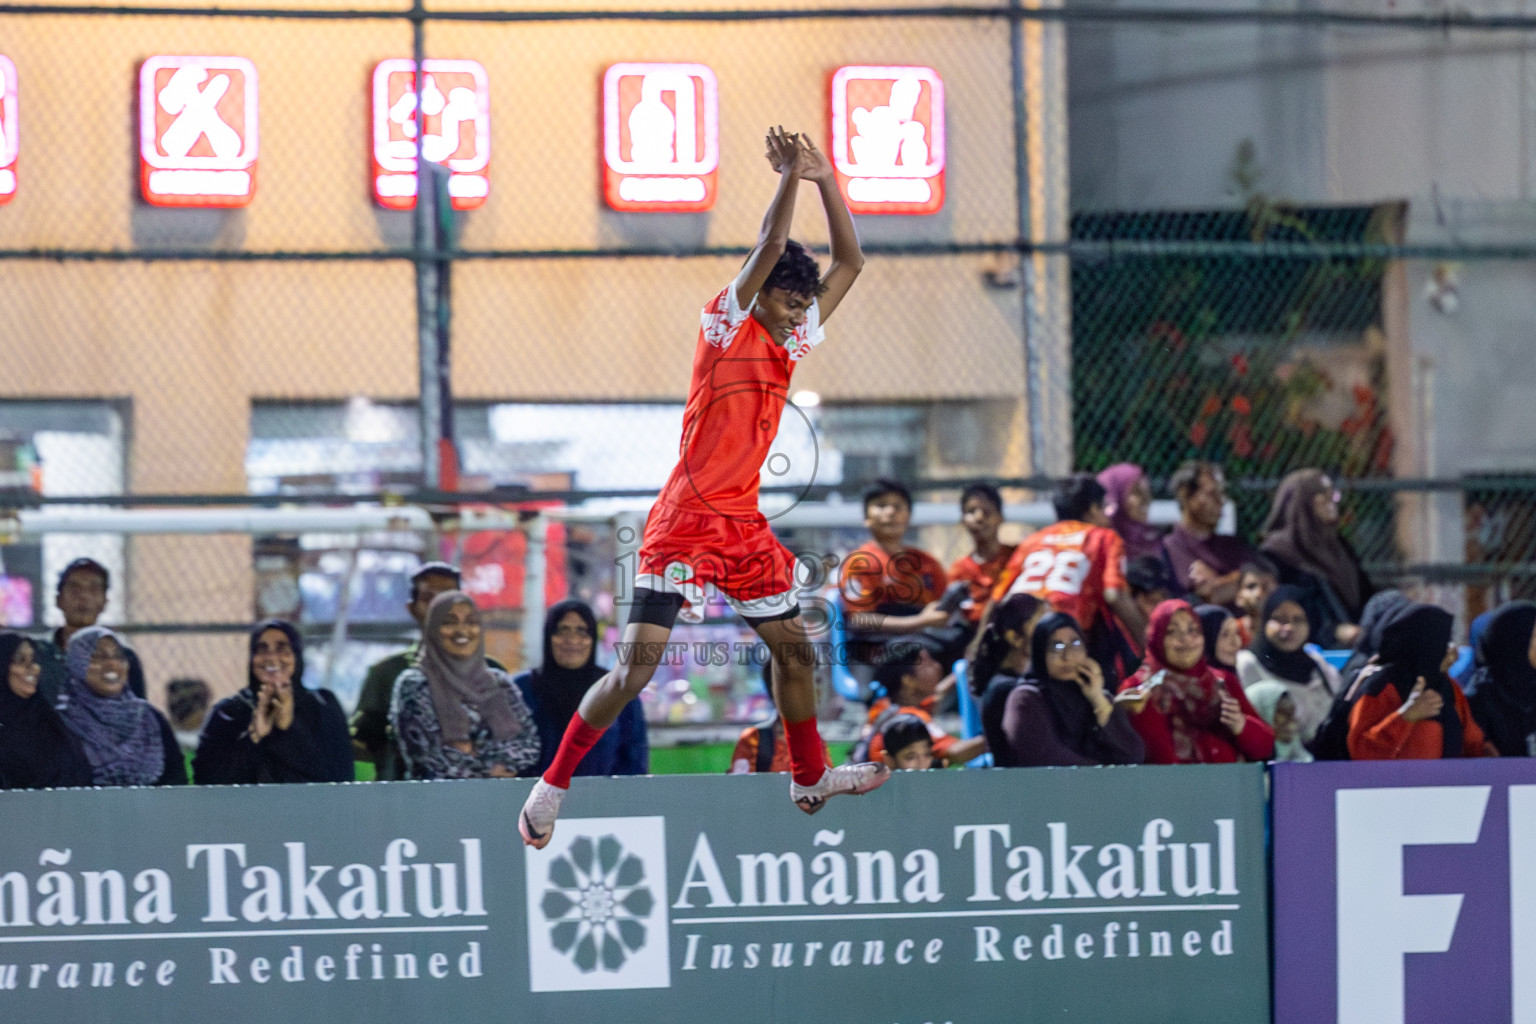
[389,592,538,779]
[57,627,184,786]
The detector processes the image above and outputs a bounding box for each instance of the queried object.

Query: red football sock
[783,716,827,788]
[543,714,605,790]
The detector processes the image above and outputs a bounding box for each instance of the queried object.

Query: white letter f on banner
[1336,785,1491,1024]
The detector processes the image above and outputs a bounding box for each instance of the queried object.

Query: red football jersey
[654,283,824,517]
[992,521,1127,630]
[839,540,948,615]
[949,544,1018,624]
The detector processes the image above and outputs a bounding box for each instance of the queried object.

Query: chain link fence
[0,1,1532,731]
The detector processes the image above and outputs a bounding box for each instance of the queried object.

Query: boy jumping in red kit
[520,127,888,848]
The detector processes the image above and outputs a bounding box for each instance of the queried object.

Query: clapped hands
[249,677,294,743]
[764,126,835,184]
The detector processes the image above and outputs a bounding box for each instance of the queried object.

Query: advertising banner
[138,56,258,207]
[829,65,945,215]
[601,62,719,212]
[1273,759,1536,1024]
[371,59,491,211]
[0,766,1268,1022]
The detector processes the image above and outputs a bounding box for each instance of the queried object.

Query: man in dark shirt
[34,558,145,706]
[1162,461,1256,610]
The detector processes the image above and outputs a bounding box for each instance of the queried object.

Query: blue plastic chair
[1315,647,1351,671]
[1448,645,1475,683]
[951,659,993,768]
[1315,645,1471,677]
[828,597,864,703]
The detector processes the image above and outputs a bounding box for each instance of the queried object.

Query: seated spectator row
[837,467,1534,770]
[5,463,1534,791]
[0,561,649,790]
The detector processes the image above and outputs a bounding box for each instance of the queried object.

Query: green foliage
[1071,203,1397,543]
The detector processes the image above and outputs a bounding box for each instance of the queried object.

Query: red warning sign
[371,59,491,212]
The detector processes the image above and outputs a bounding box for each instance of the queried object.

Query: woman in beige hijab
[390,592,539,779]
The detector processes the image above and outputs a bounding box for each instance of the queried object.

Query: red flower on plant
[1228,421,1254,458]
[1199,394,1223,419]
[1373,430,1395,473]
[1231,353,1250,376]
[1189,422,1209,446]
[1230,396,1252,416]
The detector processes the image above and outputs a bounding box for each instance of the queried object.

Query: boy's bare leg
[576,620,673,729]
[520,620,672,849]
[753,615,890,813]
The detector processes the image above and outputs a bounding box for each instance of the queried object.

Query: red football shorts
[635,501,799,618]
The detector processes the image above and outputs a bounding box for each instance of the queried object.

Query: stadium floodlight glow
[139,56,258,208]
[0,57,16,204]
[602,62,719,213]
[372,58,491,211]
[829,65,945,215]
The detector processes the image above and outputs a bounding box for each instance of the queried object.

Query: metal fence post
[413,0,443,491]
[1013,0,1074,478]
[1011,0,1047,479]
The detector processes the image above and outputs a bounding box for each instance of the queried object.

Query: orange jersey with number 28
[991,520,1127,631]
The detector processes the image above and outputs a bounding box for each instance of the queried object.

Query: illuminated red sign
[139,56,258,208]
[830,65,945,215]
[0,57,15,204]
[372,59,491,212]
[602,62,718,213]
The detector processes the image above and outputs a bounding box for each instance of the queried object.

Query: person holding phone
[1118,600,1274,765]
[992,612,1145,767]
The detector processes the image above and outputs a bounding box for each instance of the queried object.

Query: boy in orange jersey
[838,478,960,680]
[948,483,1017,632]
[992,473,1147,683]
[521,128,888,848]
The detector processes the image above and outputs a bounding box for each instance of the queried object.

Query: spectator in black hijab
[1235,585,1341,745]
[57,627,183,787]
[1337,589,1410,693]
[1195,605,1242,673]
[1464,601,1536,757]
[0,632,92,790]
[1346,602,1493,760]
[515,599,647,778]
[192,620,353,785]
[992,612,1144,767]
[970,592,1044,764]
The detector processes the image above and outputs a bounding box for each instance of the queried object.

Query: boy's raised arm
[795,135,864,323]
[734,126,803,307]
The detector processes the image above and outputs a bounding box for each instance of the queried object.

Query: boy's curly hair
[763,239,822,298]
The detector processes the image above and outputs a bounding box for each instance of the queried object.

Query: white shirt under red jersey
[654,282,825,516]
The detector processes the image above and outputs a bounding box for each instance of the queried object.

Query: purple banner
[1272,759,1536,1024]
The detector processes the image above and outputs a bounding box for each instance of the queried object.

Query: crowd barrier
[0,767,1268,1023]
[1,759,1530,1023]
[1273,760,1536,1024]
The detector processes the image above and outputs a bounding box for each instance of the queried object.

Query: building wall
[1068,0,1536,577]
[0,3,1041,699]
[1068,0,1534,211]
